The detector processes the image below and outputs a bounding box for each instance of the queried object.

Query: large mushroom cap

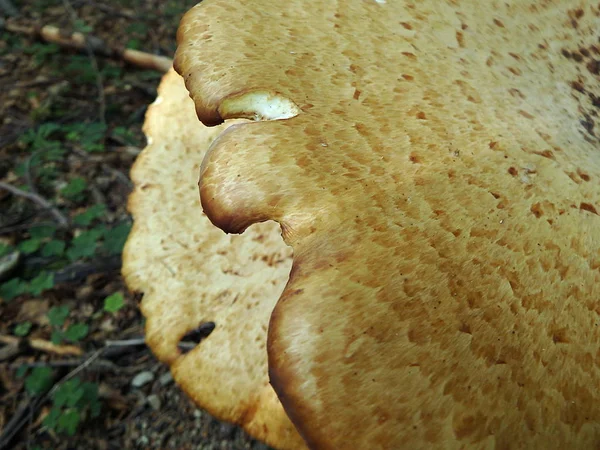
[175,0,600,448]
[122,69,305,450]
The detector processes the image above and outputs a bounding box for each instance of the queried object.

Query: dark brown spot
[581,114,596,136]
[552,328,570,344]
[353,89,361,100]
[490,192,501,199]
[400,22,413,30]
[456,31,465,48]
[493,18,505,27]
[459,323,472,334]
[416,111,427,120]
[580,48,590,57]
[587,59,600,75]
[402,52,416,59]
[571,81,585,93]
[508,88,525,99]
[402,74,414,81]
[409,152,422,163]
[530,203,543,218]
[578,170,591,181]
[534,150,555,160]
[580,203,599,215]
[571,52,584,62]
[519,110,535,119]
[508,167,518,176]
[508,52,521,60]
[489,141,498,149]
[509,67,522,76]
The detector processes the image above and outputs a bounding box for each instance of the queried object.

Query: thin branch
[0,335,82,356]
[104,337,146,347]
[2,22,172,72]
[0,182,69,229]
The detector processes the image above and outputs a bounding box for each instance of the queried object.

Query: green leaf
[73,19,92,34]
[112,127,137,145]
[57,409,80,436]
[0,243,14,257]
[61,177,87,201]
[19,238,41,255]
[14,321,32,337]
[27,272,54,296]
[73,204,106,226]
[64,323,88,342]
[51,330,64,345]
[24,367,53,395]
[48,305,70,327]
[126,38,141,50]
[41,240,65,257]
[30,225,57,239]
[66,228,103,261]
[103,292,124,313]
[54,378,83,408]
[0,278,27,301]
[16,366,28,378]
[80,382,101,417]
[66,122,107,152]
[42,406,61,430]
[103,223,131,255]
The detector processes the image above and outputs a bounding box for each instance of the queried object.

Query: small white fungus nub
[219,91,300,121]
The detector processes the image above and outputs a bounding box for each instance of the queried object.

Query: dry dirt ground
[0,1,272,448]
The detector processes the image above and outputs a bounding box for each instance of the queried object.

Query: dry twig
[3,22,172,72]
[0,182,69,229]
[0,335,83,357]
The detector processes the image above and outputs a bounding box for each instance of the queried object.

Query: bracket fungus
[122,70,305,449]
[127,0,600,448]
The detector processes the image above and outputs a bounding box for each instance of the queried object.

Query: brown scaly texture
[175,1,600,448]
[122,70,305,450]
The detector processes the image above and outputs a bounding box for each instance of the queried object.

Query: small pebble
[147,394,161,410]
[131,371,155,388]
[159,372,173,386]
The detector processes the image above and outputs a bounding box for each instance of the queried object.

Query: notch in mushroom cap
[122,69,305,450]
[176,0,600,448]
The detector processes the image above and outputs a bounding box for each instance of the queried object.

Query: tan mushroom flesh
[175,0,600,448]
[122,69,305,450]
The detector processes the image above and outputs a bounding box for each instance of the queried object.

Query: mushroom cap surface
[122,69,305,450]
[176,0,600,448]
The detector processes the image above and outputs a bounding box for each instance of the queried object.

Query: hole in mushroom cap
[178,322,216,353]
[218,91,300,122]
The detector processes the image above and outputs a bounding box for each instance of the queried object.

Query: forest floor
[0,1,270,449]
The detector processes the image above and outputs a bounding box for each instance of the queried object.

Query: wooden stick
[4,22,172,73]
[0,335,83,356]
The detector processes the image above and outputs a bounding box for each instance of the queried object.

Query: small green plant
[47,305,88,344]
[73,204,106,226]
[43,377,101,436]
[65,122,106,153]
[0,273,54,302]
[103,292,125,313]
[24,367,54,396]
[14,321,32,337]
[61,177,88,202]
